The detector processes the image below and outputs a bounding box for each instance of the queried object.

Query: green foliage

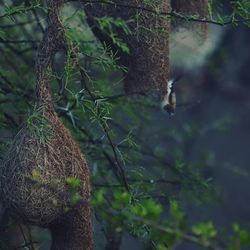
[66,177,81,190]
[229,223,250,249]
[169,200,185,222]
[96,16,131,54]
[231,0,250,25]
[130,199,163,220]
[0,30,6,39]
[192,221,217,239]
[0,1,42,20]
[66,177,82,206]
[26,105,53,144]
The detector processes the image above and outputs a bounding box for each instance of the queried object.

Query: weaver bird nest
[171,0,208,43]
[85,0,208,95]
[85,0,171,95]
[0,107,90,227]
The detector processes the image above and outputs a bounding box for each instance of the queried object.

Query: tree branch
[67,0,250,26]
[77,65,130,191]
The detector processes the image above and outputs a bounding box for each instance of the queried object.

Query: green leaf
[192,221,217,239]
[170,200,185,221]
[69,193,82,206]
[66,177,81,189]
[92,189,106,206]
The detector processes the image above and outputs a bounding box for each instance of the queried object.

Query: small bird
[161,75,182,117]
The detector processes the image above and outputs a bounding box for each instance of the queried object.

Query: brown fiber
[85,0,171,96]
[0,105,91,227]
[171,0,208,43]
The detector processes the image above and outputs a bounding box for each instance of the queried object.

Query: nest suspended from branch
[85,0,171,96]
[0,1,91,228]
[0,104,91,227]
[171,0,208,43]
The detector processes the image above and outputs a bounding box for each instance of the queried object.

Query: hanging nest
[171,0,208,43]
[0,0,91,228]
[84,0,171,96]
[0,2,93,248]
[0,105,91,227]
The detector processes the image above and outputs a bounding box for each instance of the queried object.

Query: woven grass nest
[171,0,208,43]
[85,0,171,95]
[0,102,90,227]
[85,0,208,95]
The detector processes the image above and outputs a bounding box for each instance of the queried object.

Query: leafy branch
[68,0,250,26]
[0,2,42,19]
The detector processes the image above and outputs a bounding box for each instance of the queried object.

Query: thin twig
[0,39,40,44]
[32,8,45,33]
[77,65,130,191]
[0,4,40,19]
[17,223,31,250]
[13,241,39,250]
[133,216,225,250]
[67,0,250,26]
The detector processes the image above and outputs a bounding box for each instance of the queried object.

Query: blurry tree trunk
[105,227,123,250]
[50,207,93,250]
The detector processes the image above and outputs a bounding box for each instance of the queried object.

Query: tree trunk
[50,206,93,250]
